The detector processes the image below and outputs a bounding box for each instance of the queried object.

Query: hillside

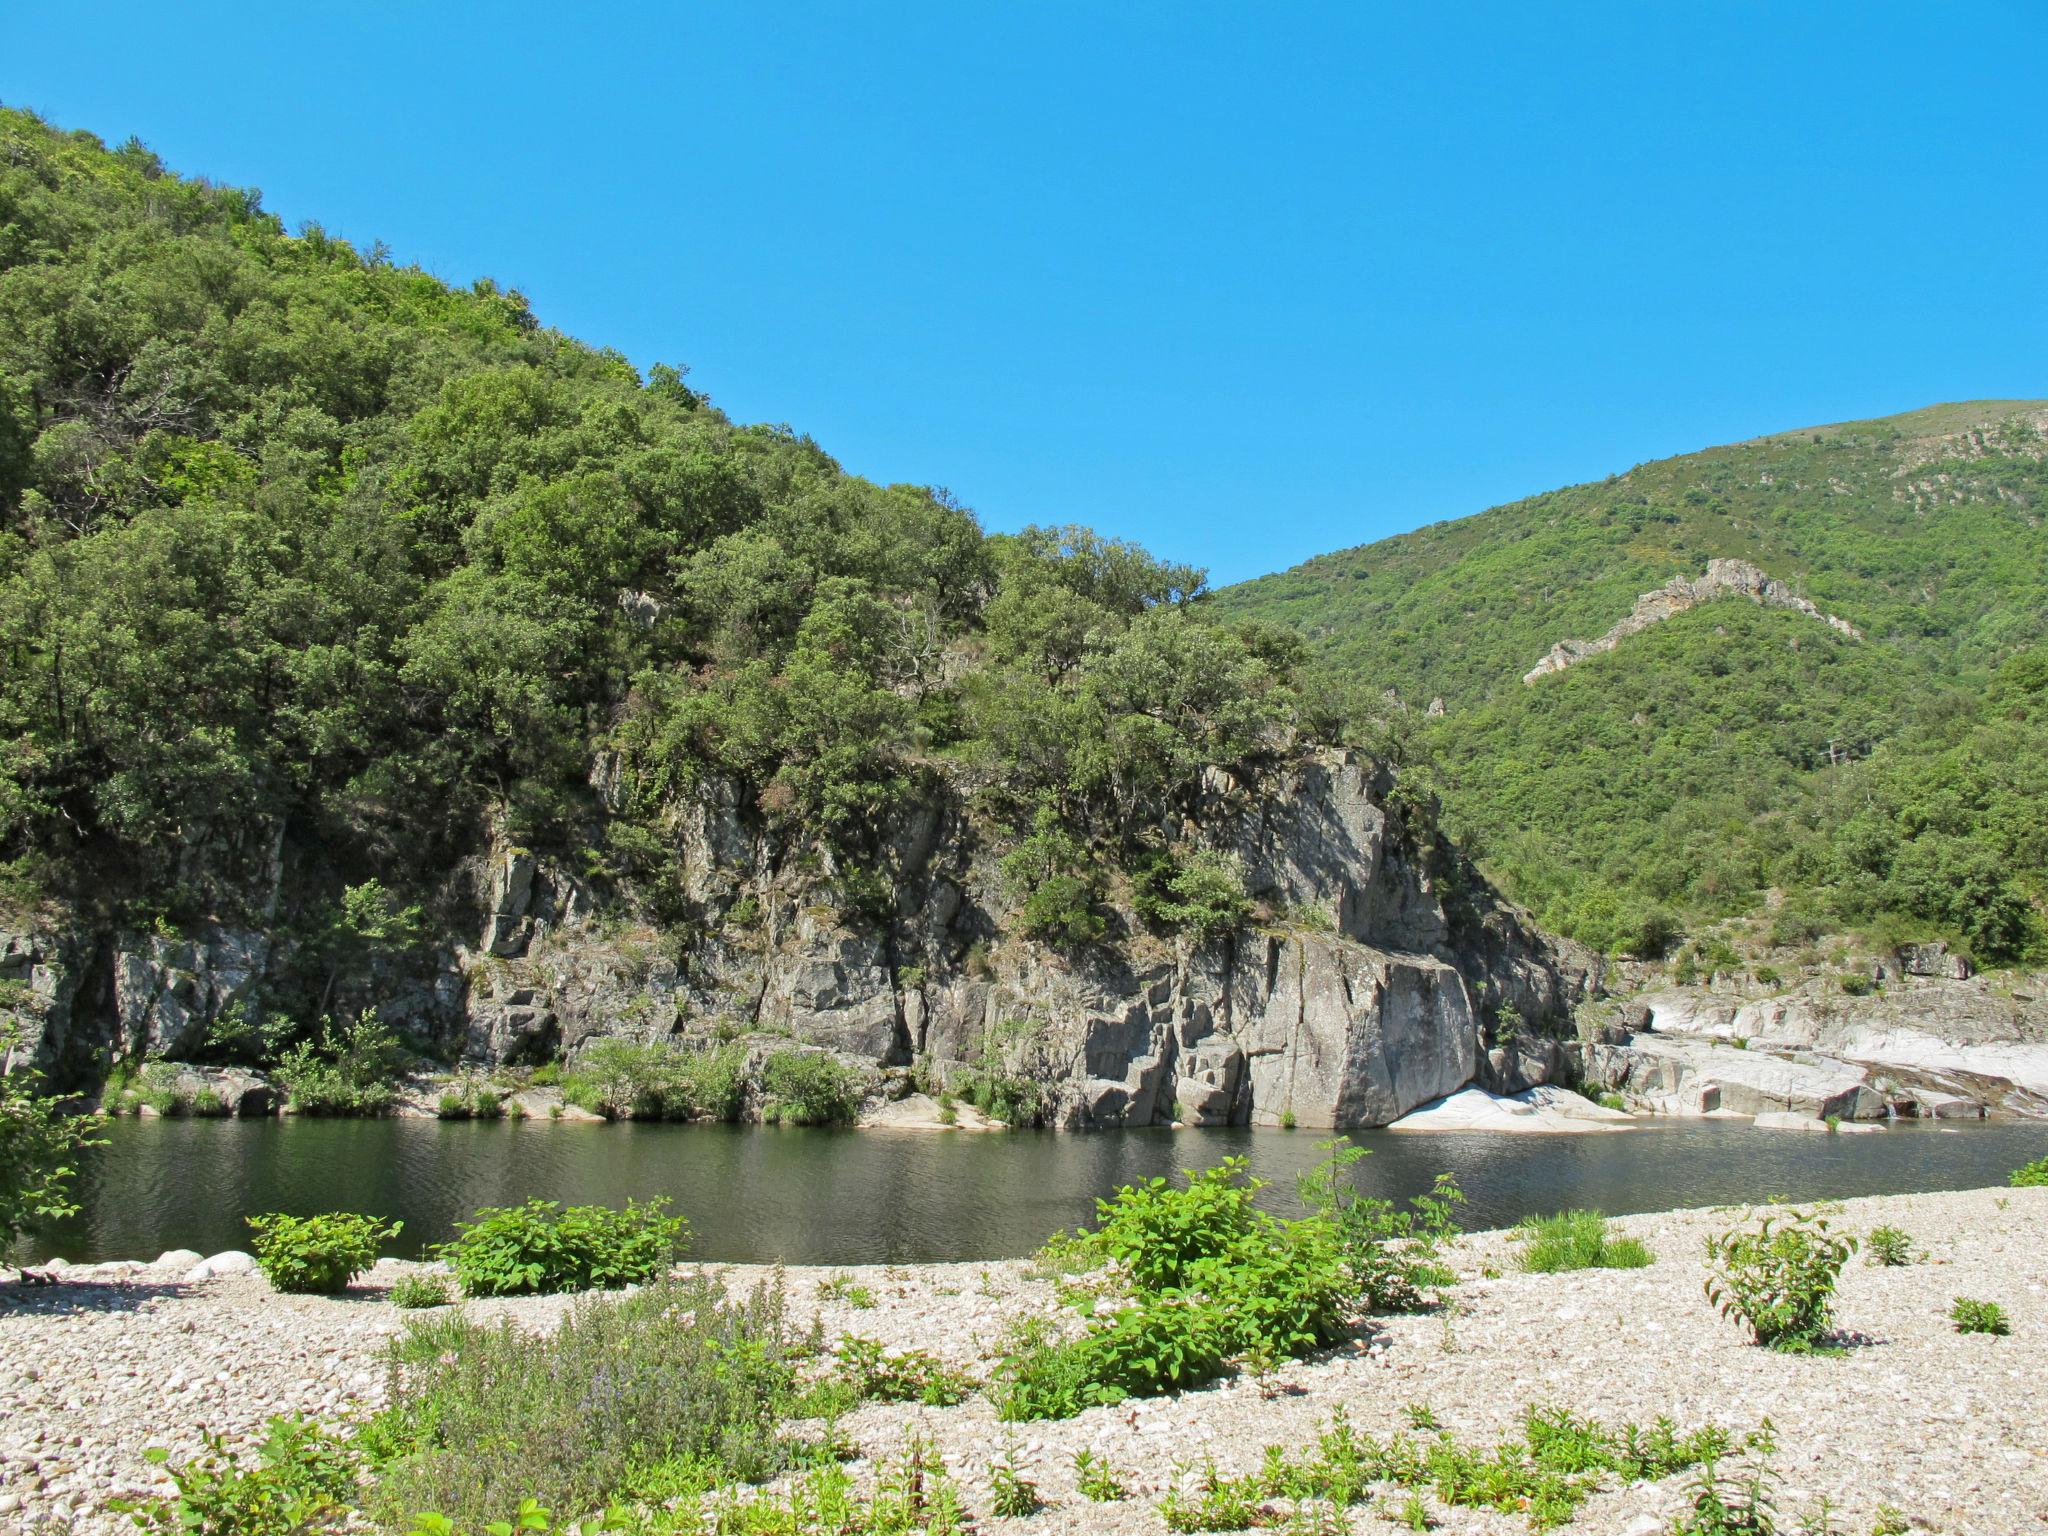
[1218,402,2048,963]
[0,106,1590,1122]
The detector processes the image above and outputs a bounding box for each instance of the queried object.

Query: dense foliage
[246,1210,400,1293]
[995,1159,1350,1419]
[0,1024,102,1247]
[441,1197,686,1295]
[0,107,1382,1067]
[1220,403,2048,962]
[1510,1209,1653,1273]
[1703,1205,1856,1352]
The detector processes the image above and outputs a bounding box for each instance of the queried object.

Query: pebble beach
[3,1186,2043,1535]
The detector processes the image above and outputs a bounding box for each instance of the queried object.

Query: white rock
[151,1250,203,1270]
[201,1251,258,1275]
[1753,1110,1830,1132]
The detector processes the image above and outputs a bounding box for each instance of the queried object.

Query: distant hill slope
[1216,402,2048,963]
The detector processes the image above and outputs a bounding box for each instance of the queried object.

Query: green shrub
[760,1050,862,1126]
[442,1198,686,1296]
[1596,1091,1627,1111]
[817,1272,875,1308]
[138,1060,185,1115]
[435,1077,503,1120]
[366,1275,808,1528]
[189,1086,229,1117]
[997,1160,1349,1420]
[0,1026,104,1246]
[110,1415,358,1535]
[246,1210,400,1294]
[1297,1138,1464,1312]
[1131,847,1252,939]
[1704,1206,1856,1351]
[274,1012,404,1115]
[1513,1210,1653,1273]
[2010,1154,2048,1187]
[390,1273,453,1309]
[1864,1225,1916,1266]
[1950,1297,2010,1335]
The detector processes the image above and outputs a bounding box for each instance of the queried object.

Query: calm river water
[21,1116,2048,1266]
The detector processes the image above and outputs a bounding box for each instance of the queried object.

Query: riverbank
[3,1185,2043,1534]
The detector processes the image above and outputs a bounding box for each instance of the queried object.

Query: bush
[1864,1225,1916,1266]
[435,1077,503,1120]
[560,1038,748,1122]
[1512,1210,1653,1273]
[1296,1138,1464,1312]
[1131,848,1252,939]
[273,1012,404,1115]
[760,1050,862,1126]
[1704,1206,1856,1351]
[138,1060,185,1115]
[1950,1297,2010,1336]
[246,1211,400,1294]
[110,1415,358,1535]
[996,1160,1350,1420]
[390,1273,453,1309]
[2010,1154,2048,1188]
[366,1275,808,1528]
[1,1026,104,1246]
[442,1198,686,1296]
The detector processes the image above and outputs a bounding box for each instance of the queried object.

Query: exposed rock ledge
[1522,557,1861,684]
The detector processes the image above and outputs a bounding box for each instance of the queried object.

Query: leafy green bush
[1132,847,1252,939]
[760,1050,862,1126]
[442,1198,686,1296]
[0,1026,104,1246]
[138,1060,185,1115]
[1950,1297,2010,1335]
[1001,805,1107,947]
[996,1160,1349,1419]
[1704,1206,1856,1351]
[1863,1225,1916,1266]
[1296,1138,1464,1311]
[366,1276,809,1529]
[390,1272,453,1309]
[274,1012,404,1116]
[1512,1210,1653,1273]
[559,1039,748,1122]
[111,1415,358,1535]
[246,1211,400,1294]
[1073,1449,1127,1502]
[2010,1154,2048,1187]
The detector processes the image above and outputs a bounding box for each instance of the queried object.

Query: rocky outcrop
[1523,558,1861,684]
[5,748,1590,1130]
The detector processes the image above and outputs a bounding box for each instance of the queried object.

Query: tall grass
[1512,1210,1653,1273]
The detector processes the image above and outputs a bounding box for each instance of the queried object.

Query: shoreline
[3,1185,2044,1534]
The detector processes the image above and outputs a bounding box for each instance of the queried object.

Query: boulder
[150,1249,203,1270]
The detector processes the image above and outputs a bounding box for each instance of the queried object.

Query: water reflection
[24,1116,2048,1265]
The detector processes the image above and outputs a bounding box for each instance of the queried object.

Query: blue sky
[7,2,2044,586]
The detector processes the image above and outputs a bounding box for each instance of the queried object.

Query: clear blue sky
[7,2,2044,586]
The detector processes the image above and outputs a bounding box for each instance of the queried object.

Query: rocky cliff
[0,749,1599,1129]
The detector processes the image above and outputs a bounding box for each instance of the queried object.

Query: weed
[1704,1206,1855,1351]
[2009,1154,2048,1187]
[1512,1210,1654,1272]
[1073,1449,1126,1502]
[819,1272,877,1308]
[988,1445,1040,1518]
[833,1335,975,1406]
[1863,1225,1916,1266]
[390,1272,452,1309]
[1950,1297,2010,1335]
[1297,1138,1465,1312]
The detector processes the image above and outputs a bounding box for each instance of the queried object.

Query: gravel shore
[2,1186,2042,1535]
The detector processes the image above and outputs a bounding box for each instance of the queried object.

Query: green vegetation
[1511,1210,1654,1273]
[1703,1206,1856,1352]
[246,1210,400,1294]
[1073,1449,1127,1502]
[830,1335,974,1407]
[388,1272,452,1310]
[1296,1137,1465,1311]
[986,1446,1040,1518]
[110,1415,357,1535]
[758,1051,862,1126]
[1862,1225,1916,1267]
[816,1272,876,1308]
[364,1276,811,1530]
[1949,1297,2010,1336]
[1155,1405,1763,1533]
[1220,404,2048,964]
[0,1026,103,1247]
[441,1198,685,1296]
[2010,1154,2048,1187]
[273,1013,405,1116]
[560,1039,748,1121]
[434,1076,503,1120]
[0,107,1389,1078]
[993,1159,1350,1420]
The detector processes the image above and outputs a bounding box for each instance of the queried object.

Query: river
[18,1115,2047,1266]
